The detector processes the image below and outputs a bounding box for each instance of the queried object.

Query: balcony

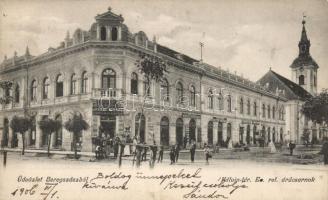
[92,88,124,99]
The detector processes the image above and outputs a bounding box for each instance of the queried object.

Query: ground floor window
[189,119,196,143]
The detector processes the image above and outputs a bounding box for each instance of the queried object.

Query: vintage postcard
[0,0,327,199]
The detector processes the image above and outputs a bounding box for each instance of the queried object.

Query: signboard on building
[92,99,124,116]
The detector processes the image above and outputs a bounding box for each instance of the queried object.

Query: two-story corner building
[0,8,286,152]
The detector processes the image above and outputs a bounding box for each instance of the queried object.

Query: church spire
[298,15,310,56]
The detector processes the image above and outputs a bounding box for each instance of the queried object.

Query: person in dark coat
[113,136,120,159]
[175,144,180,162]
[190,140,196,162]
[142,144,148,161]
[288,141,296,156]
[157,145,164,163]
[169,146,175,164]
[320,137,328,165]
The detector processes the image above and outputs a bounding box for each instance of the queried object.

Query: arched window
[31,80,37,101]
[100,26,106,41]
[42,77,50,99]
[161,78,169,101]
[56,74,64,97]
[262,104,266,118]
[281,106,285,120]
[217,93,224,110]
[272,106,275,119]
[227,95,232,112]
[208,89,214,109]
[15,84,20,103]
[131,72,138,95]
[102,68,116,89]
[176,82,183,104]
[299,75,305,85]
[70,73,77,95]
[239,97,244,114]
[253,101,257,116]
[160,116,170,146]
[190,85,196,107]
[267,105,271,119]
[81,71,88,93]
[111,27,118,41]
[247,99,251,115]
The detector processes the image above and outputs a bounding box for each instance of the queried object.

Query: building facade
[0,8,286,152]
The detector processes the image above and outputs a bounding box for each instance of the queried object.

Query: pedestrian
[157,145,164,163]
[175,144,180,163]
[183,136,188,149]
[169,145,175,164]
[288,141,296,156]
[190,140,196,162]
[320,137,328,165]
[132,136,137,155]
[204,144,211,164]
[142,144,148,161]
[113,136,120,159]
[95,145,101,159]
[149,145,158,168]
[135,144,142,167]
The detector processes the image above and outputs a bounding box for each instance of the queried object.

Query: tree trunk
[21,132,25,155]
[47,133,52,157]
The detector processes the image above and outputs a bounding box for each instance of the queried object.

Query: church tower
[290,17,319,96]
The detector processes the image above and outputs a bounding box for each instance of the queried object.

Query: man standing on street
[190,140,196,162]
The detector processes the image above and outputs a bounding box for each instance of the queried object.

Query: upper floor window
[100,26,106,41]
[161,79,169,101]
[131,72,138,95]
[144,81,151,96]
[253,102,257,116]
[102,68,116,89]
[190,85,196,107]
[272,106,275,119]
[176,82,183,104]
[56,74,64,97]
[247,99,251,115]
[299,75,305,85]
[217,93,224,110]
[262,104,266,118]
[14,84,20,103]
[43,77,50,99]
[112,27,118,41]
[81,71,88,93]
[70,73,77,95]
[239,97,244,114]
[227,95,232,112]
[208,89,214,109]
[267,105,271,118]
[31,80,37,101]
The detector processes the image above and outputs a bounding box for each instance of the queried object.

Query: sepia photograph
[0,0,327,199]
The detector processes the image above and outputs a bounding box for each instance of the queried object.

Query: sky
[0,0,327,90]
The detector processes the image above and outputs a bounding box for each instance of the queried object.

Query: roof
[157,44,198,65]
[268,70,312,100]
[290,54,319,69]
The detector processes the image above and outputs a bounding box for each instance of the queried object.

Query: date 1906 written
[11,183,59,200]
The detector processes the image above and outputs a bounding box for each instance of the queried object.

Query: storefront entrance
[100,115,116,138]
